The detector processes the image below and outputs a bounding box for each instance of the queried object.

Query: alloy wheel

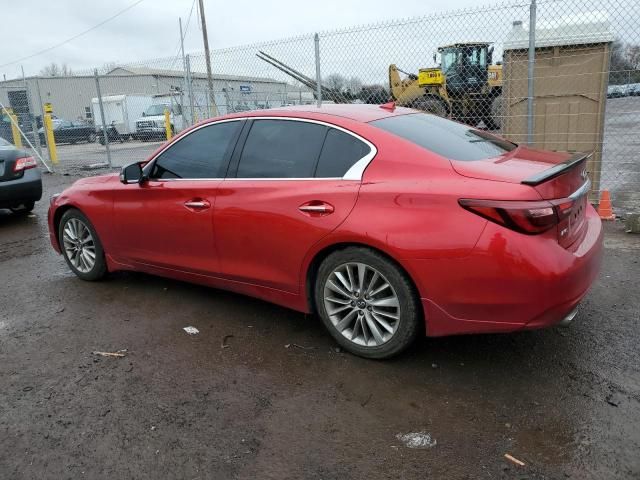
[62,218,97,273]
[323,262,400,347]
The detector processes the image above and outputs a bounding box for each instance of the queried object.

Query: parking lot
[47,138,164,172]
[0,173,638,479]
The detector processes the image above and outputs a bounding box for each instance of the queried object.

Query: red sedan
[48,105,603,359]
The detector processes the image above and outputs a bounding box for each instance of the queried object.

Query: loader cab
[438,43,492,96]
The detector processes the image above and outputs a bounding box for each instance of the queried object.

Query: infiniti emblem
[581,168,588,180]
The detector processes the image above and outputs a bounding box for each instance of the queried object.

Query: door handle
[184,199,211,211]
[298,201,335,216]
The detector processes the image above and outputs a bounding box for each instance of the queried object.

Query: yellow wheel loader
[389,42,503,129]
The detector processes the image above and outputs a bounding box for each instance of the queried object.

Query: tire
[10,201,35,214]
[314,247,422,359]
[87,132,97,143]
[58,209,107,281]
[410,97,448,117]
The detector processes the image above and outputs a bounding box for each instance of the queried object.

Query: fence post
[527,0,537,145]
[43,103,58,165]
[22,67,42,157]
[94,69,112,168]
[314,33,322,107]
[6,108,22,148]
[34,78,51,163]
[186,54,196,124]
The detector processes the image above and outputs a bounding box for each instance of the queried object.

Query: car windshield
[371,113,516,161]
[145,105,169,116]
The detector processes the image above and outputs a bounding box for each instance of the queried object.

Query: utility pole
[179,17,187,126]
[198,0,218,117]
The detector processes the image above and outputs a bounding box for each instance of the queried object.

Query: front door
[215,119,374,293]
[112,120,243,274]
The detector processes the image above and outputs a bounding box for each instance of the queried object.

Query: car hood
[450,145,572,184]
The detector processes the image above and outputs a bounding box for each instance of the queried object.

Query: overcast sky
[1,0,483,78]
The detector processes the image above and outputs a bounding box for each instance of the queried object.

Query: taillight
[458,198,571,235]
[13,156,37,173]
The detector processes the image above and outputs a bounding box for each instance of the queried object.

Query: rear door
[112,120,243,274]
[214,118,374,292]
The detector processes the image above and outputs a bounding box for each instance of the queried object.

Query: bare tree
[346,76,363,95]
[325,73,347,92]
[39,62,73,77]
[627,45,640,70]
[101,62,119,74]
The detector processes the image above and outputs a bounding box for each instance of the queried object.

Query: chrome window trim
[145,115,377,182]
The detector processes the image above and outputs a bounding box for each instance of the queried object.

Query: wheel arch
[53,204,86,249]
[304,241,425,327]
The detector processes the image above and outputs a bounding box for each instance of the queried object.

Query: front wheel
[58,209,107,281]
[315,247,421,359]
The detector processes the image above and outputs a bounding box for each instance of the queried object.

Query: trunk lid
[451,146,589,198]
[452,146,592,249]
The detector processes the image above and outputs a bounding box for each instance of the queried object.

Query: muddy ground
[1,173,639,479]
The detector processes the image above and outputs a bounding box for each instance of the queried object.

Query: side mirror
[120,162,144,184]
[142,112,146,117]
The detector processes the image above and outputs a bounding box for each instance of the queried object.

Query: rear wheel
[410,97,448,117]
[315,247,421,359]
[58,209,107,281]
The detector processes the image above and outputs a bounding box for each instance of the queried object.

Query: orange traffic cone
[598,190,615,220]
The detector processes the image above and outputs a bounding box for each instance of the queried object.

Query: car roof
[223,103,415,124]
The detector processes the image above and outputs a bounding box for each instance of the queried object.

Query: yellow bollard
[3,108,22,148]
[43,103,58,165]
[164,108,172,141]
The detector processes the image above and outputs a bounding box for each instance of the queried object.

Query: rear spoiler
[521,151,592,186]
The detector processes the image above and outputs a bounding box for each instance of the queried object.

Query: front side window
[236,120,327,178]
[315,128,371,178]
[151,121,241,179]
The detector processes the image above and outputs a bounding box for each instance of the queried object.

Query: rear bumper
[0,168,42,208]
[407,205,603,336]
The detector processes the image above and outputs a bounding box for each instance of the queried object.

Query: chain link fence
[1,0,638,212]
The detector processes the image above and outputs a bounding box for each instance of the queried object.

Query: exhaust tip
[558,307,579,328]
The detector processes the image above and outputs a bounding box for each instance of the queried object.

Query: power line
[0,0,146,69]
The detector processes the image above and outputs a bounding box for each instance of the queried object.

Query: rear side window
[315,128,371,178]
[236,120,327,178]
[151,121,241,179]
[371,113,516,161]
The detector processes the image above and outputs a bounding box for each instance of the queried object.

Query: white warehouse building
[0,66,293,132]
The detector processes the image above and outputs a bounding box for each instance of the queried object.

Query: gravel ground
[0,174,639,479]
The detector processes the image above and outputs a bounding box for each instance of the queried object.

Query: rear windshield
[371,113,516,161]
